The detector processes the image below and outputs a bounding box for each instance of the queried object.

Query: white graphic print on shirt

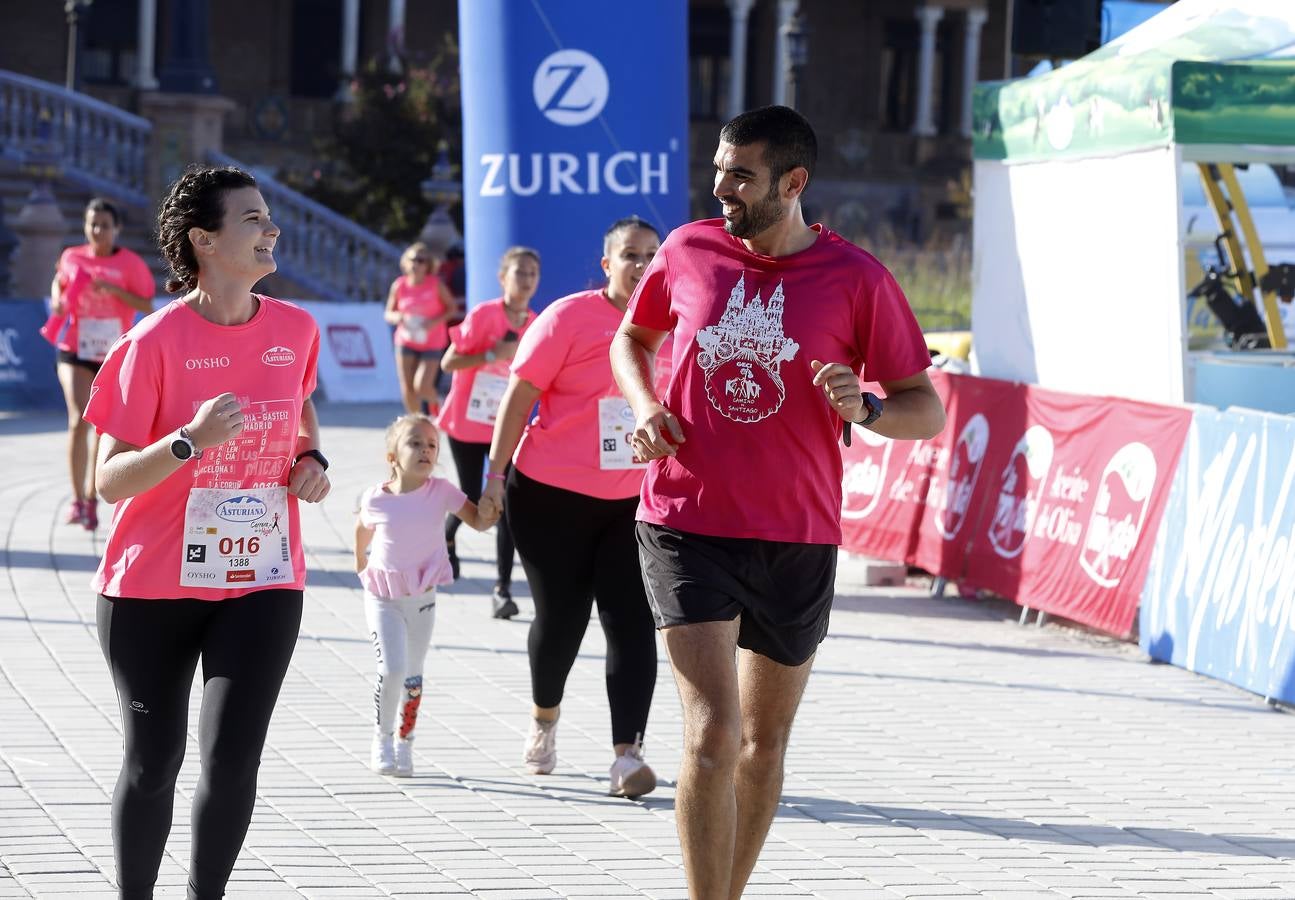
[695,273,800,423]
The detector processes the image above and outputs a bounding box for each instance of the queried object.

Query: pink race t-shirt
[84,296,320,600]
[512,290,672,501]
[358,476,468,598]
[55,245,155,361]
[437,298,536,444]
[628,219,931,545]
[393,274,450,351]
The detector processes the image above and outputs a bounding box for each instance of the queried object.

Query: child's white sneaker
[608,734,656,799]
[370,733,396,775]
[394,737,414,777]
[523,717,558,774]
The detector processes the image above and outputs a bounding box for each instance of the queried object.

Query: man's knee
[682,716,742,772]
[739,724,794,774]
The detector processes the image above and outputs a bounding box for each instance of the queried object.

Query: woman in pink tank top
[384,241,459,414]
[47,198,155,531]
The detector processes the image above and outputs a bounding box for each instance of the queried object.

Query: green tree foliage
[289,35,462,244]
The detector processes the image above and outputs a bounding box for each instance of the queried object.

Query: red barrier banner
[840,372,1191,637]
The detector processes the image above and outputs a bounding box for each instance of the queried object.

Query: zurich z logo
[532,49,609,126]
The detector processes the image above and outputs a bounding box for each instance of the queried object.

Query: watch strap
[294,448,329,471]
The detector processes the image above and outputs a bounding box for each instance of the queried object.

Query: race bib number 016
[181,486,293,588]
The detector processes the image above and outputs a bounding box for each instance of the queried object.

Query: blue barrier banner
[458,0,689,308]
[1140,408,1295,704]
[0,300,62,411]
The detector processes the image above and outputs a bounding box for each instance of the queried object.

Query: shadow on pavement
[2,549,100,572]
[811,666,1271,715]
[823,631,1120,662]
[778,794,1295,857]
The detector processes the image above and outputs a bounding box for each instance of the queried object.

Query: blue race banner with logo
[458,0,689,308]
[1140,408,1295,705]
[0,300,62,410]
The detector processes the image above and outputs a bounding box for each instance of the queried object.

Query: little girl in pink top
[355,413,499,777]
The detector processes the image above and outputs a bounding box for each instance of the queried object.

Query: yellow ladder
[1197,163,1287,350]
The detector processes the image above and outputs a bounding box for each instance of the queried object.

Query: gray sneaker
[492,586,519,619]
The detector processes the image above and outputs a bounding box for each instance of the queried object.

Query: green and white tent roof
[973,0,1295,163]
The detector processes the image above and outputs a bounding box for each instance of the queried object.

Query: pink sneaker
[64,499,85,526]
[82,499,99,531]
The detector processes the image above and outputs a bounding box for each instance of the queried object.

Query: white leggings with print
[364,590,436,740]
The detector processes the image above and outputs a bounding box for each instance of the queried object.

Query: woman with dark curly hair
[85,165,329,899]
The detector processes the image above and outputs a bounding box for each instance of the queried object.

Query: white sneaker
[370,733,396,775]
[394,738,414,777]
[524,717,558,775]
[608,734,656,799]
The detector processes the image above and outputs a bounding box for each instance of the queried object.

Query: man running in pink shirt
[611,105,946,900]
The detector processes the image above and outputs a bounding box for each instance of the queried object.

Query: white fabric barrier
[295,301,400,403]
[971,147,1186,404]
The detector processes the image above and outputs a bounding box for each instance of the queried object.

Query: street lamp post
[419,141,462,258]
[783,12,810,110]
[64,0,93,92]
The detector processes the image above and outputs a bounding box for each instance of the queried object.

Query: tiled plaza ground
[2,404,1293,899]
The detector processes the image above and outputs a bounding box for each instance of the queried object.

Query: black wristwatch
[294,448,330,471]
[858,392,884,427]
[170,427,202,461]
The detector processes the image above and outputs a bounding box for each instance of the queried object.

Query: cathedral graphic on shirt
[695,273,799,423]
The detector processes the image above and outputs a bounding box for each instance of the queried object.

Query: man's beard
[721,183,785,239]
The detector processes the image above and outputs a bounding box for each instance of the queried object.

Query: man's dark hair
[720,105,817,182]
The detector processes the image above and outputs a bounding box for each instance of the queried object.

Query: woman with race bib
[85,166,330,899]
[437,246,539,619]
[481,217,669,798]
[385,241,458,414]
[47,198,155,530]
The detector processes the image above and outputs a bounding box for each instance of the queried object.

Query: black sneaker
[447,542,460,581]
[492,586,519,619]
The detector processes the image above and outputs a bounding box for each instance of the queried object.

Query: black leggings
[506,468,657,745]
[97,590,303,900]
[445,435,515,589]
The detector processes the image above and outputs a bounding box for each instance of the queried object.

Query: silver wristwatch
[170,426,203,461]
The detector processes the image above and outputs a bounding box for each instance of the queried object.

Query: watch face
[170,438,192,460]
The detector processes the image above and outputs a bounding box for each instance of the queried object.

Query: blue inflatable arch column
[458,0,690,308]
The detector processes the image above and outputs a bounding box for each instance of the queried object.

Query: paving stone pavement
[2,403,1294,900]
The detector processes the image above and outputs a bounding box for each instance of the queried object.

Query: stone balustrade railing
[209,151,401,303]
[0,71,152,208]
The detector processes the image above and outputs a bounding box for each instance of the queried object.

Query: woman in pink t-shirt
[84,166,331,898]
[384,241,458,414]
[437,246,540,618]
[46,198,155,531]
[355,413,498,778]
[481,217,667,800]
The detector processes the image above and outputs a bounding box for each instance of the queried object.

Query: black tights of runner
[444,435,515,588]
[506,468,657,745]
[97,589,302,900]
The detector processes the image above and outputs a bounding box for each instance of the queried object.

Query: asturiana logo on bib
[262,346,296,367]
[216,495,268,523]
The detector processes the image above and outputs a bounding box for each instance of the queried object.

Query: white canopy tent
[970,0,1295,405]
